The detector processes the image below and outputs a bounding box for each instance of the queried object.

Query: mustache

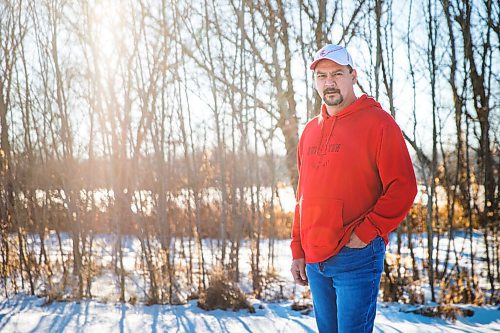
[323,88,340,95]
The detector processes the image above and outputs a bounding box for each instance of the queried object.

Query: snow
[1,232,499,332]
[0,294,498,332]
[375,303,500,332]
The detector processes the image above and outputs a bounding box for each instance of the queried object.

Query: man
[290,44,417,333]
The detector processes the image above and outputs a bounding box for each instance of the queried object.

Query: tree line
[0,0,498,305]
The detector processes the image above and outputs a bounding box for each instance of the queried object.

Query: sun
[89,0,124,72]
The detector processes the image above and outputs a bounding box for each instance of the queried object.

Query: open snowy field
[0,294,499,332]
[0,232,499,332]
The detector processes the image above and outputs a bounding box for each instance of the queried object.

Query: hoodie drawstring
[318,116,337,155]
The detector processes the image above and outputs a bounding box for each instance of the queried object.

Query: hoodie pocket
[300,197,343,248]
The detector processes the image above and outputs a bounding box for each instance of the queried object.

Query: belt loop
[319,262,325,272]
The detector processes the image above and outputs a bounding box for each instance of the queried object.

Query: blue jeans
[306,236,386,333]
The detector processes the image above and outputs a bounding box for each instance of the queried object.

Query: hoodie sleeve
[290,137,305,259]
[354,119,418,244]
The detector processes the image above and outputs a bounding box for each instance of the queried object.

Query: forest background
[0,0,498,311]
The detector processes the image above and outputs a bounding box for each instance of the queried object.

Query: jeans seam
[364,243,377,333]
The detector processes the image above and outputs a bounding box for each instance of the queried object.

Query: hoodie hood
[315,94,383,158]
[320,94,382,121]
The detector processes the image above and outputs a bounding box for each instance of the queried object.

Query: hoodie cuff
[291,242,305,260]
[354,218,379,245]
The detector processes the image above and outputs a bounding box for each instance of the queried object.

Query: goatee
[323,88,343,106]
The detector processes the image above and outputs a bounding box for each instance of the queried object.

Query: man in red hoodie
[290,44,417,333]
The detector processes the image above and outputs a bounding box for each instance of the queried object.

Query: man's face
[314,60,356,107]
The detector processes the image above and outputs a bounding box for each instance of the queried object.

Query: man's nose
[324,78,337,86]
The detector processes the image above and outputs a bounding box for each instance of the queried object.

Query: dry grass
[407,305,474,321]
[197,267,254,313]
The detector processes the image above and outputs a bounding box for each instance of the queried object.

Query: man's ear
[352,69,358,85]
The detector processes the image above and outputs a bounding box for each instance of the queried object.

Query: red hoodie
[291,94,417,263]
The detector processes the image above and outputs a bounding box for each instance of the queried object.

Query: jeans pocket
[342,236,383,254]
[374,236,386,253]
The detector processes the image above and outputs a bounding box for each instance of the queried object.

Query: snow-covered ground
[0,231,499,332]
[0,294,498,332]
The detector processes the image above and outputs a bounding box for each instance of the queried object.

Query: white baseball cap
[309,44,354,70]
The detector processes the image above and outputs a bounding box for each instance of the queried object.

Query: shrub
[407,305,474,321]
[197,267,254,313]
[440,270,484,305]
[260,269,288,302]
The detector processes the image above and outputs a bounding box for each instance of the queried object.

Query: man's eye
[317,74,326,78]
